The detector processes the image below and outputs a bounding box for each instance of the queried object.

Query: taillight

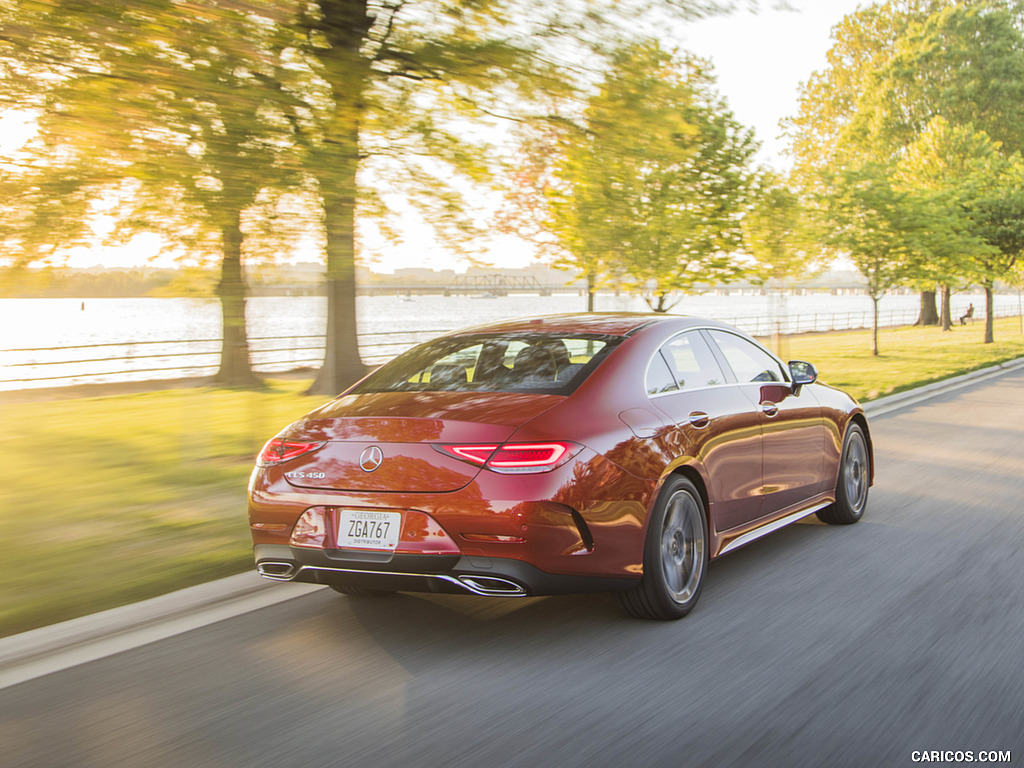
[257,438,323,466]
[437,441,580,474]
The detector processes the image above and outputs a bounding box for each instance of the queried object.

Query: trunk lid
[279,391,562,493]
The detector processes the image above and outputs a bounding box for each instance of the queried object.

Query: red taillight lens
[258,438,323,466]
[489,443,570,468]
[443,445,500,465]
[438,441,580,473]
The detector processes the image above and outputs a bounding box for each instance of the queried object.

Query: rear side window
[646,353,679,395]
[661,333,726,389]
[353,332,622,395]
[647,331,725,395]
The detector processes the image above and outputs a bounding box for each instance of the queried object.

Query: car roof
[444,312,723,337]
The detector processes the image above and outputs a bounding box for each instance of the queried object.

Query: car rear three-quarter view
[248,313,873,620]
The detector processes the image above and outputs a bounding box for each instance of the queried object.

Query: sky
[679,0,865,169]
[2,0,868,272]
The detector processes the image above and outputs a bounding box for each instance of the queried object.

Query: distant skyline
[2,0,866,272]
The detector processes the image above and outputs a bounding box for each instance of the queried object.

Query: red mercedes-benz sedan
[248,313,872,620]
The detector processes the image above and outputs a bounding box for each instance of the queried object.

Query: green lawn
[1,317,1022,638]
[0,380,325,637]
[779,316,1024,400]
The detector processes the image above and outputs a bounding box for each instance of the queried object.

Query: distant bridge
[444,274,549,296]
[353,273,563,297]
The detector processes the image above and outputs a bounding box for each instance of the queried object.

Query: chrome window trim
[647,380,745,400]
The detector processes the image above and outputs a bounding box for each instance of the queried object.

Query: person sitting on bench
[959,303,974,325]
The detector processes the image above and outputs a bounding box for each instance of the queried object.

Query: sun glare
[0,109,37,154]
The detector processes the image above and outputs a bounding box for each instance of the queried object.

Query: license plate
[337,510,401,551]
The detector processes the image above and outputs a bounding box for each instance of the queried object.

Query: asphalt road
[4,371,1024,768]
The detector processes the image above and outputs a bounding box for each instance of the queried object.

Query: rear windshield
[353,332,623,395]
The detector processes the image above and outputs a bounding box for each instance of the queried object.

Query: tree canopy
[513,40,757,313]
[788,0,1024,347]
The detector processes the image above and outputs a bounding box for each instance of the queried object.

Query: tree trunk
[914,289,938,326]
[646,291,670,313]
[586,271,595,312]
[213,215,260,387]
[306,0,372,396]
[871,295,880,356]
[984,282,995,343]
[940,285,952,331]
[307,162,367,395]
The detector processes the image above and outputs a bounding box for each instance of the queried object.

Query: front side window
[706,330,787,384]
[353,332,621,395]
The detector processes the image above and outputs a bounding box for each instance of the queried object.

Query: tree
[971,178,1024,343]
[865,3,1024,157]
[822,164,933,355]
[786,0,948,186]
[894,117,1003,330]
[858,2,1024,328]
[1,0,307,385]
[539,41,756,313]
[5,0,761,395]
[744,170,818,284]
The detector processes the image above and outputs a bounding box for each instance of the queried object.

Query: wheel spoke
[660,491,705,603]
[843,433,868,511]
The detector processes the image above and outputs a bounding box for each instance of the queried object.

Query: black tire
[329,584,395,598]
[619,476,708,621]
[816,422,869,525]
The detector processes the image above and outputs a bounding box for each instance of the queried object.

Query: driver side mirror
[788,360,818,389]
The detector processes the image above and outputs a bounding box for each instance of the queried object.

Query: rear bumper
[254,544,638,597]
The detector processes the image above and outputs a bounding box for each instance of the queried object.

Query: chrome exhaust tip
[257,561,297,580]
[457,575,527,597]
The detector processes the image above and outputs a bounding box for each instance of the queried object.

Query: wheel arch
[848,412,875,486]
[665,463,712,533]
[670,464,709,506]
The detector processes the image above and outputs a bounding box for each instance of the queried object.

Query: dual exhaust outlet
[257,561,527,597]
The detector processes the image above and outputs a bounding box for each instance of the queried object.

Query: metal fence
[0,328,450,389]
[1,305,1017,390]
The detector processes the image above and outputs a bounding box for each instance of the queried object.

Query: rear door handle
[688,411,710,428]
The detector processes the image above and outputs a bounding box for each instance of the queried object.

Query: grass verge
[1,316,1022,638]
[779,316,1024,400]
[0,379,324,638]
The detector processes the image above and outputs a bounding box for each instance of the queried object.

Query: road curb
[2,355,1022,690]
[0,572,323,692]
[862,356,1024,417]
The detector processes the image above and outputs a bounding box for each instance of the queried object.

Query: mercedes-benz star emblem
[359,446,384,472]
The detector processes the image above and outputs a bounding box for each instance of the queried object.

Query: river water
[0,290,1013,390]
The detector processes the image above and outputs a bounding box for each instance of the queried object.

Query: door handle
[687,411,710,428]
[760,402,779,417]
